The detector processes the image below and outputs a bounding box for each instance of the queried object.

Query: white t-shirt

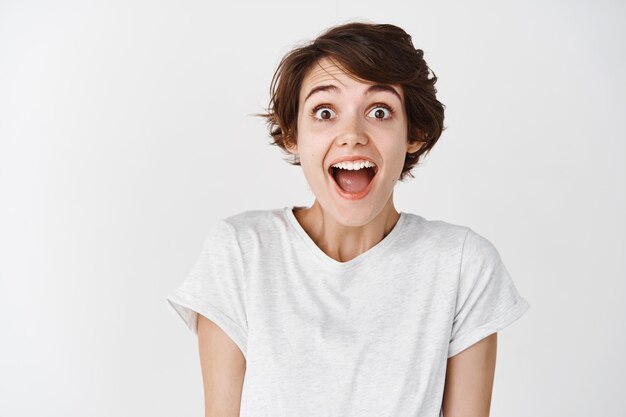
[166,206,530,417]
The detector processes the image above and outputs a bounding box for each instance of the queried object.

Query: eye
[313,106,337,121]
[367,105,392,120]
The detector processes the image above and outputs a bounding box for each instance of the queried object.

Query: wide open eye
[314,106,337,121]
[367,105,392,120]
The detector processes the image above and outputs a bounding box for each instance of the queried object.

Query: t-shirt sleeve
[165,220,248,358]
[448,228,530,358]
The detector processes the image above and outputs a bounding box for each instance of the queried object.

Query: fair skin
[197,314,246,417]
[443,333,498,417]
[286,57,422,261]
[197,57,497,416]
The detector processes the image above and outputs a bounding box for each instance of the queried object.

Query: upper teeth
[331,160,376,170]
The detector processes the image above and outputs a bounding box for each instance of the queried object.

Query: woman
[166,22,530,417]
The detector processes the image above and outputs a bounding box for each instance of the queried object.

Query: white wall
[1,0,624,416]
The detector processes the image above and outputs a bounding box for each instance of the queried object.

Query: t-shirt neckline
[282,205,408,269]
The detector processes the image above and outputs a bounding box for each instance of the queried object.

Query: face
[286,57,423,227]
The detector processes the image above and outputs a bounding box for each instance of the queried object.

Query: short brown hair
[261,22,445,180]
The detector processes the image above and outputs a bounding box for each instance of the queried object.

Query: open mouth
[328,160,378,198]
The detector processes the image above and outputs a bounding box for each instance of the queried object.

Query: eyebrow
[303,83,402,103]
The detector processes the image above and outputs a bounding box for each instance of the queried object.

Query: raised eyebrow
[303,83,401,103]
[303,84,339,103]
[366,84,402,101]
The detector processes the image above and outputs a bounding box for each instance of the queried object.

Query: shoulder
[223,207,283,224]
[402,213,500,251]
[195,209,287,266]
[400,213,505,269]
[204,208,291,253]
[459,227,504,270]
[401,212,470,250]
[220,208,286,236]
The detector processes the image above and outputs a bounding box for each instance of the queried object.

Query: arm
[197,314,246,417]
[442,333,497,417]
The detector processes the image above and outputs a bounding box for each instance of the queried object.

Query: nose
[334,112,369,148]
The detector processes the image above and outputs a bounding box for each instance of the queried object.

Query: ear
[407,140,425,154]
[284,136,298,155]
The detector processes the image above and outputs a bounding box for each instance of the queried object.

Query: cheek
[297,128,328,157]
[383,137,408,162]
[295,138,322,171]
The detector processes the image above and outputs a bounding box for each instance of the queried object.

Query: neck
[293,198,400,263]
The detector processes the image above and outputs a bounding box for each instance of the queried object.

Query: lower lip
[329,170,377,200]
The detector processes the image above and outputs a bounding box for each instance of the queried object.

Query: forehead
[301,57,352,86]
[299,57,404,101]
